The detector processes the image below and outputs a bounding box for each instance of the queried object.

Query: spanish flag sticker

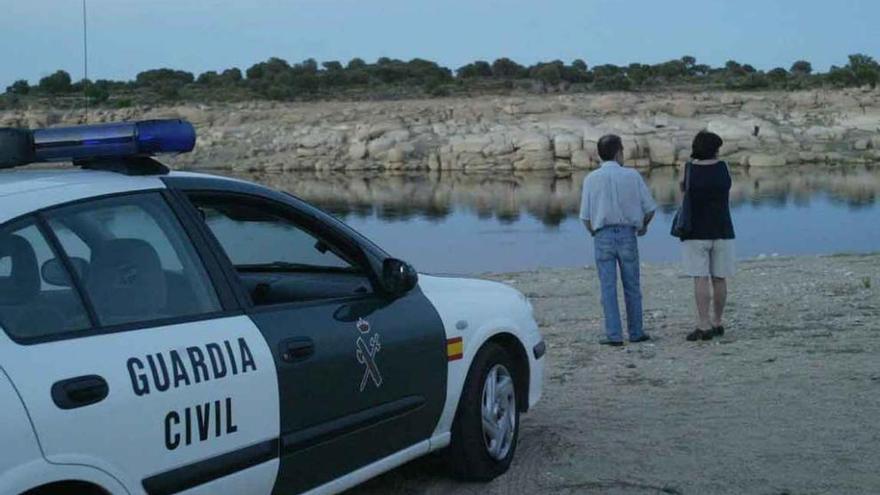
[447,337,463,361]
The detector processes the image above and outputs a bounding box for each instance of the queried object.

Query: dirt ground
[350,254,880,495]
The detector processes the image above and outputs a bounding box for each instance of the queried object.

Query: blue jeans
[593,226,644,342]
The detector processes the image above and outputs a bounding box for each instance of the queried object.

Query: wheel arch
[482,332,531,413]
[21,480,111,495]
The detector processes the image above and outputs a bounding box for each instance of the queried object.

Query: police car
[0,120,545,495]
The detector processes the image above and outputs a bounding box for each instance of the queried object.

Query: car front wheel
[448,342,520,481]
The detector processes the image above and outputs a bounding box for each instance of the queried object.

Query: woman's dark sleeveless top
[682,161,735,240]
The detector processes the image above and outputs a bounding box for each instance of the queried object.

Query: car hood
[416,274,532,332]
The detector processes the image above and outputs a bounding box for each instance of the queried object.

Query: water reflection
[228,165,880,225]
[215,165,880,273]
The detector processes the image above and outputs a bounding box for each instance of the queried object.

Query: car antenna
[81,0,89,123]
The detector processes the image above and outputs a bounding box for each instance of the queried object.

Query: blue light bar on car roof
[0,119,195,169]
[32,119,196,163]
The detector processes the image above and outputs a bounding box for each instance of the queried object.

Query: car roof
[0,168,241,224]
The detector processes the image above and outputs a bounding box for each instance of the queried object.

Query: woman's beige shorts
[681,239,736,278]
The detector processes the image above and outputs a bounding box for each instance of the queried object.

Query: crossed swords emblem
[355,318,383,391]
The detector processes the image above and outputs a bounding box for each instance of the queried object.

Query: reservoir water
[231,165,880,274]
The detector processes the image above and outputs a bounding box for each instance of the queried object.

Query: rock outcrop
[2,89,878,172]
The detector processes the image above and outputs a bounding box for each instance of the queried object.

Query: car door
[0,192,280,495]
[177,187,448,495]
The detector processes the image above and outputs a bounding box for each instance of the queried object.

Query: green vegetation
[3,54,879,109]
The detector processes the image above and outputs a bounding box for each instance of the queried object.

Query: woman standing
[679,131,735,341]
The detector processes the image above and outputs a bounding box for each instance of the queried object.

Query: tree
[572,59,588,72]
[135,68,194,88]
[322,61,343,71]
[847,53,880,88]
[655,59,687,79]
[491,58,526,78]
[298,58,319,74]
[681,55,696,67]
[196,71,220,85]
[626,63,651,86]
[220,68,243,84]
[38,70,73,93]
[6,79,30,95]
[767,67,788,83]
[790,60,812,75]
[724,60,747,76]
[347,58,367,70]
[533,64,561,85]
[827,65,855,87]
[85,82,110,103]
[457,61,493,78]
[591,64,623,79]
[246,57,290,80]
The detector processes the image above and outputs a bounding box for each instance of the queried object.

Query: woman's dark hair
[691,131,723,160]
[597,134,623,161]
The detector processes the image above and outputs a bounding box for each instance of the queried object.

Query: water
[229,165,880,274]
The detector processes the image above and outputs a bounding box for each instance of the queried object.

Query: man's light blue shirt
[579,161,657,230]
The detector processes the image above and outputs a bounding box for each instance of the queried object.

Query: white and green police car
[0,120,545,495]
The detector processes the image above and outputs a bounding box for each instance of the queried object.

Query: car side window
[0,220,91,340]
[188,194,372,305]
[46,193,222,327]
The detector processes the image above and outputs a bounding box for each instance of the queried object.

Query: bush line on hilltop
[3,54,879,109]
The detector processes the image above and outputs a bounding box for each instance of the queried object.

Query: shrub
[790,60,812,75]
[457,61,493,78]
[491,58,526,78]
[38,70,73,94]
[6,79,30,95]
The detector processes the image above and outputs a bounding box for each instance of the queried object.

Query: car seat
[86,238,168,326]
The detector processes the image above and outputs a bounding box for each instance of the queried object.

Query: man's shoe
[629,334,651,343]
[599,339,624,347]
[686,329,711,341]
[710,326,725,337]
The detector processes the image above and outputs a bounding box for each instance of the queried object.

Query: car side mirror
[381,258,418,296]
[41,257,88,286]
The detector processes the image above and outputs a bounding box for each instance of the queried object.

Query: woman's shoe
[711,325,725,337]
[686,329,713,341]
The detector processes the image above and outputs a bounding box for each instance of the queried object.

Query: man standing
[579,134,657,346]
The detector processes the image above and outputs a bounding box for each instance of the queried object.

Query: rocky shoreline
[3,89,879,172]
[351,253,880,494]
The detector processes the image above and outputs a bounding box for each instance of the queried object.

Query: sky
[1,0,878,87]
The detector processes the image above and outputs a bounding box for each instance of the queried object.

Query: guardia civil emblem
[355,318,382,391]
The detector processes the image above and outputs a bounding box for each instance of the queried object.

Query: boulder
[348,141,367,160]
[514,132,551,152]
[553,133,583,158]
[298,133,326,149]
[513,150,554,170]
[670,101,697,118]
[386,147,406,163]
[707,117,757,142]
[646,138,677,165]
[483,134,515,156]
[571,149,592,169]
[367,136,395,155]
[451,134,491,154]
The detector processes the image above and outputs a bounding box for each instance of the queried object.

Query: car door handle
[52,375,109,410]
[280,338,315,363]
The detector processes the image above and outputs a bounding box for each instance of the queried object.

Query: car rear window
[0,220,91,340]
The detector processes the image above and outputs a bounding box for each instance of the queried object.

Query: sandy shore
[350,253,880,494]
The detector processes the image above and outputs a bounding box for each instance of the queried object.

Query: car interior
[0,232,89,339]
[191,197,374,305]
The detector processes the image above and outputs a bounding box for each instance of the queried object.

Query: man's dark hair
[597,134,623,161]
[691,131,723,160]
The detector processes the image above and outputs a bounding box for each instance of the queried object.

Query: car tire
[448,342,520,481]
